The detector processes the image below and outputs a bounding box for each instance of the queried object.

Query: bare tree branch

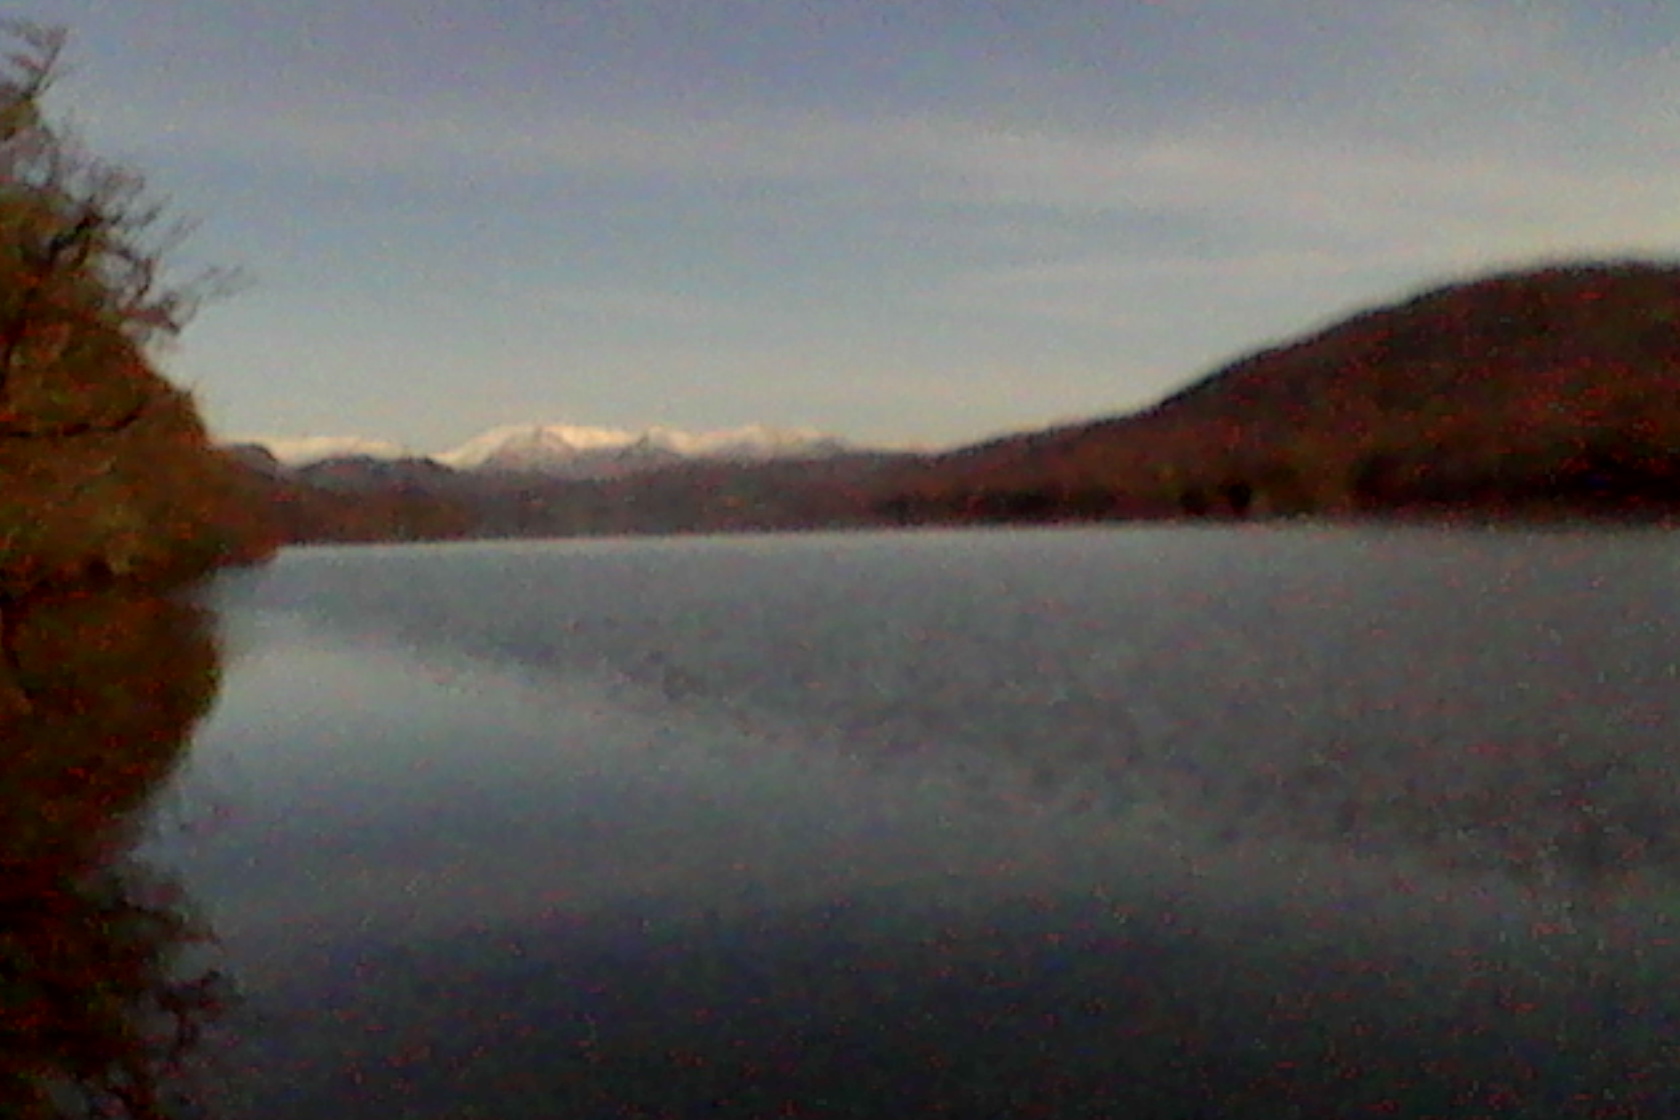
[0,22,242,407]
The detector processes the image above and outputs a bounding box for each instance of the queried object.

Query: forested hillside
[881,261,1680,524]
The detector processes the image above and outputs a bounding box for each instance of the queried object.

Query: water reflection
[236,531,1680,921]
[147,534,1680,1115]
[0,587,229,1119]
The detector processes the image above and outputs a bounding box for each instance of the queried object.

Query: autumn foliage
[0,22,275,592]
[882,260,1680,525]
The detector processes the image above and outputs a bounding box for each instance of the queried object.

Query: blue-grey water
[144,526,1680,1117]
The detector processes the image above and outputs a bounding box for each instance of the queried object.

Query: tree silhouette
[0,20,239,396]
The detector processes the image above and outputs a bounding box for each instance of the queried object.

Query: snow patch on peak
[236,422,859,478]
[247,436,414,467]
[433,423,641,470]
[435,422,850,475]
[667,425,844,457]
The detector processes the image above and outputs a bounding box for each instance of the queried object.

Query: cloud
[72,0,1680,213]
[923,249,1373,329]
[111,94,1680,263]
[149,76,1680,371]
[525,286,751,329]
[96,23,1680,258]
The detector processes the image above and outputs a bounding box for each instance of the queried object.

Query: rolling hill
[879,259,1680,524]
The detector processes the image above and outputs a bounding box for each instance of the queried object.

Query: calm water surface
[142,526,1680,1117]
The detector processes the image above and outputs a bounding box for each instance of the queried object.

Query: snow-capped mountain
[433,423,647,473]
[238,423,854,479]
[434,422,848,474]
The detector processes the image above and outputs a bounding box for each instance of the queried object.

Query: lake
[101,526,1680,1115]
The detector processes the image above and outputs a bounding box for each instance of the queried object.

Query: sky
[37,0,1680,453]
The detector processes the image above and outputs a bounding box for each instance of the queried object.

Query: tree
[0,21,237,415]
[0,21,275,592]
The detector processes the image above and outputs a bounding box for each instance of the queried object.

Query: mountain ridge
[240,421,860,477]
[229,257,1680,544]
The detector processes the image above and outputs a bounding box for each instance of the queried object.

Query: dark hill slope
[462,451,914,538]
[883,260,1680,522]
[230,450,913,543]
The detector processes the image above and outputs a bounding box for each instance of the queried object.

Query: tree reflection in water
[0,586,232,1119]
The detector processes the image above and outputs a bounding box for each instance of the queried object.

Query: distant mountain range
[223,258,1680,546]
[218,421,912,544]
[236,422,858,480]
